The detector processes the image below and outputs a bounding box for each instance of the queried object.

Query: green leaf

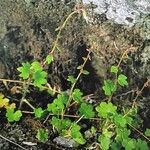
[31,61,42,72]
[36,128,48,142]
[96,102,117,118]
[98,135,111,150]
[114,114,127,127]
[47,98,64,115]
[77,65,83,70]
[136,139,148,150]
[79,103,95,118]
[110,66,118,74]
[46,55,54,64]
[102,80,116,96]
[50,117,71,133]
[118,74,128,87]
[6,108,22,122]
[17,62,31,79]
[71,123,86,144]
[57,93,69,105]
[33,70,47,87]
[82,70,89,75]
[72,89,83,103]
[102,129,113,138]
[115,128,131,142]
[91,126,97,135]
[145,128,150,137]
[67,75,76,84]
[47,93,68,115]
[50,117,61,131]
[34,107,44,118]
[111,142,122,150]
[122,138,136,150]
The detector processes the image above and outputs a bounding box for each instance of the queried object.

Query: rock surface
[0,0,149,90]
[83,0,150,26]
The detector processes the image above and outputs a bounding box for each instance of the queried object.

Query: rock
[83,0,150,26]
[53,136,78,148]
[84,130,93,139]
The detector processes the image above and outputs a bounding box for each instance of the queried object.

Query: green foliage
[111,142,122,150]
[117,74,128,87]
[6,108,22,122]
[45,55,54,65]
[34,107,44,118]
[102,65,128,97]
[50,117,86,144]
[110,66,118,74]
[145,128,150,137]
[67,75,76,84]
[47,93,68,115]
[115,128,131,142]
[82,70,89,75]
[31,61,43,72]
[96,102,117,118]
[47,98,64,114]
[70,123,86,144]
[79,103,95,118]
[36,128,48,142]
[102,80,116,96]
[113,114,127,127]
[17,62,31,79]
[98,134,111,150]
[17,61,47,88]
[15,48,150,149]
[77,65,83,70]
[72,89,83,103]
[50,117,71,133]
[122,138,136,150]
[32,70,47,87]
[136,139,149,150]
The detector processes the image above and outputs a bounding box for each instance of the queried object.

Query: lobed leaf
[72,89,83,103]
[6,108,22,122]
[110,66,118,74]
[102,80,116,96]
[33,70,47,87]
[17,62,31,79]
[118,74,128,87]
[36,128,48,142]
[79,103,95,118]
[96,102,117,118]
[34,107,44,118]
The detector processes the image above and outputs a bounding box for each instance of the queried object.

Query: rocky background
[0,0,149,86]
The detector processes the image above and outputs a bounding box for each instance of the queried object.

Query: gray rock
[53,136,78,148]
[83,0,150,26]
[84,130,93,139]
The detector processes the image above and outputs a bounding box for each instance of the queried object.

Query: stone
[53,136,78,148]
[83,0,150,26]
